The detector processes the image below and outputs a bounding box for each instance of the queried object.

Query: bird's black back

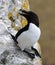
[11,10,39,43]
[15,11,39,39]
[15,23,29,39]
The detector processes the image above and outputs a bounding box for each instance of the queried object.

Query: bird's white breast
[17,23,41,50]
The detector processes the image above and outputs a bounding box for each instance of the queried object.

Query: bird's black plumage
[15,23,29,39]
[10,9,39,40]
[10,9,41,59]
[15,9,39,39]
[9,33,18,44]
[19,9,39,27]
[31,46,41,58]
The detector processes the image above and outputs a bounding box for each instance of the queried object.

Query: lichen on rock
[0,0,42,65]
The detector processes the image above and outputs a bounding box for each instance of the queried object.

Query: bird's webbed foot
[23,49,35,60]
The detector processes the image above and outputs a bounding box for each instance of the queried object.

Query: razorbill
[10,9,41,59]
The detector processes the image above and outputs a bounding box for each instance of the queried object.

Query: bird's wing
[15,24,29,39]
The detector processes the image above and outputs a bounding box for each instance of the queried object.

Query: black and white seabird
[10,9,41,59]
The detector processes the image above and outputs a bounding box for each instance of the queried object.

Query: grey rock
[0,44,42,65]
[0,0,42,65]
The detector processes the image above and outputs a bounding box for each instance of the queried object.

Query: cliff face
[0,0,42,65]
[0,42,42,65]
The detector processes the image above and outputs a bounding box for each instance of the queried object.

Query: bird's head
[19,9,39,27]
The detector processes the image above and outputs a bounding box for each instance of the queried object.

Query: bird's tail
[9,33,22,50]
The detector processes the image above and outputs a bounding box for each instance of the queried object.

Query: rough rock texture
[0,0,42,65]
[0,42,42,65]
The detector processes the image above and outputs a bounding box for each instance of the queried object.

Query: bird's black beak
[19,9,28,17]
